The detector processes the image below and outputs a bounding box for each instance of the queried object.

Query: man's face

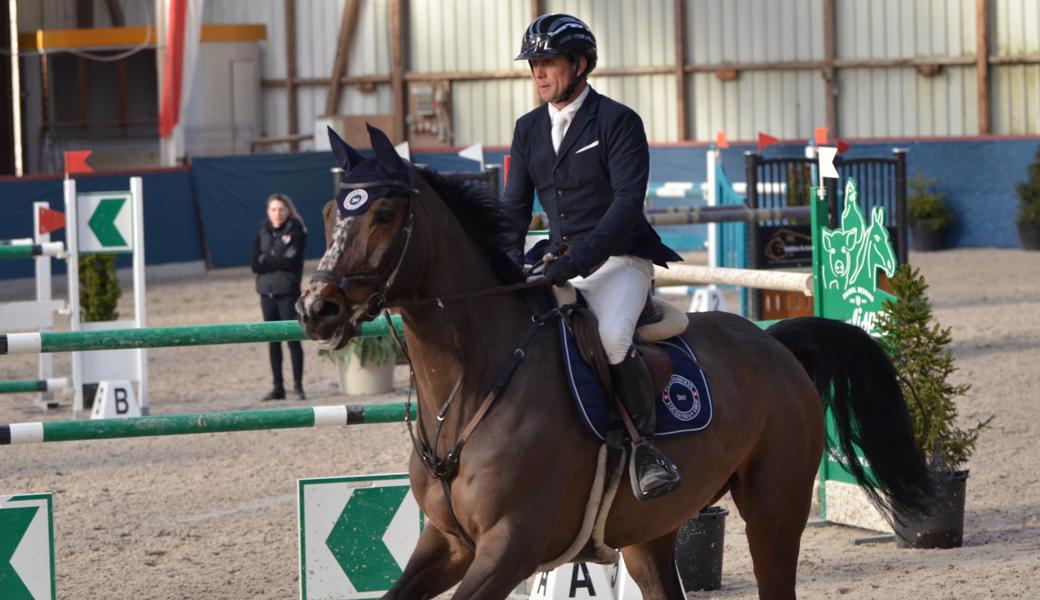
[529,56,585,104]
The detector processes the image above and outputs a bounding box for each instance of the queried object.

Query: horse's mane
[417,167,525,284]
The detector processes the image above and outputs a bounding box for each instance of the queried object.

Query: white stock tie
[551,112,571,155]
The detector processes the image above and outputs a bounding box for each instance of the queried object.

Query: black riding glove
[544,255,582,286]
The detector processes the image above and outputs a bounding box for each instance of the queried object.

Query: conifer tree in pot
[1015,145,1040,250]
[907,172,954,252]
[79,254,121,406]
[878,265,992,548]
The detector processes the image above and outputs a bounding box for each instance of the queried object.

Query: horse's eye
[372,210,395,225]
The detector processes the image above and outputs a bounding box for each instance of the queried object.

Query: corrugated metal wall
[687,0,824,141]
[29,0,1034,146]
[198,0,1040,144]
[551,0,680,142]
[837,0,978,138]
[205,0,392,140]
[992,0,1040,135]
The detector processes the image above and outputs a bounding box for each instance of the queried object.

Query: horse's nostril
[312,298,344,319]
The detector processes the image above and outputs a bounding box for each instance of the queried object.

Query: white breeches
[570,255,654,364]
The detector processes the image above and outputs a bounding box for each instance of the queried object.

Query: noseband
[310,179,420,318]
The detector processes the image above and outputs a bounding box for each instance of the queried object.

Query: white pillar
[130,177,149,414]
[33,202,57,408]
[64,179,84,418]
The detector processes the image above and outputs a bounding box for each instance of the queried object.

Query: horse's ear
[367,123,407,175]
[822,230,834,251]
[872,206,884,223]
[327,126,364,172]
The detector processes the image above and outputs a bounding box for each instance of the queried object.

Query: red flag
[503,155,511,187]
[814,127,830,146]
[757,133,779,152]
[38,207,65,235]
[159,0,188,137]
[836,138,852,154]
[64,150,93,174]
[715,131,730,149]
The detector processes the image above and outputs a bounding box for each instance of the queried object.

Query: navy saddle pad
[559,319,713,442]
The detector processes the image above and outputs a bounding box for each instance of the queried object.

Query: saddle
[552,284,688,395]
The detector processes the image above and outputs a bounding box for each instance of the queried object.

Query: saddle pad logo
[343,189,369,212]
[662,374,701,422]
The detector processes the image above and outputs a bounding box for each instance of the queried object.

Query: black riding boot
[609,347,682,501]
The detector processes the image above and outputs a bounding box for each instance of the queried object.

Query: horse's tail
[767,317,933,518]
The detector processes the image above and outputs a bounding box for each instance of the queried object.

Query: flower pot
[910,225,943,252]
[674,506,728,591]
[893,469,968,549]
[1018,222,1040,250]
[337,355,394,395]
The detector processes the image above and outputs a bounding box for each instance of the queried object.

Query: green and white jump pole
[0,401,413,445]
[0,317,404,354]
[0,378,67,395]
[0,241,65,259]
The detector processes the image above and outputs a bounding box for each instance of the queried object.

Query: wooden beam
[822,0,837,137]
[390,0,405,142]
[976,0,990,135]
[673,0,687,141]
[263,75,391,88]
[284,0,299,150]
[324,0,363,116]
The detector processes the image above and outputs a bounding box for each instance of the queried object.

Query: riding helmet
[515,13,598,76]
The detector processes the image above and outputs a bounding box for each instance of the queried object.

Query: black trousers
[260,293,303,387]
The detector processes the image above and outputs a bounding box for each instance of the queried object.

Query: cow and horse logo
[819,178,898,335]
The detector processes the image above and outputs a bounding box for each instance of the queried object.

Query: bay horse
[298,125,932,600]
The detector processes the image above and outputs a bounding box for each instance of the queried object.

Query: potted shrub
[1015,145,1040,250]
[322,335,397,395]
[907,172,954,251]
[79,254,121,407]
[878,265,992,548]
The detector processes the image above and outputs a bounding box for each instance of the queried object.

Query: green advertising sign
[816,177,898,335]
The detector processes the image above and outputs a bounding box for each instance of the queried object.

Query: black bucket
[893,470,968,549]
[674,506,728,591]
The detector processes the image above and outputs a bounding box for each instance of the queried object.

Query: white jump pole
[64,178,84,418]
[654,264,813,296]
[131,177,149,415]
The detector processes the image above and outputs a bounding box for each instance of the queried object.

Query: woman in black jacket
[252,193,308,400]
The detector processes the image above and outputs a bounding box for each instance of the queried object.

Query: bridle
[305,174,558,551]
[310,178,420,320]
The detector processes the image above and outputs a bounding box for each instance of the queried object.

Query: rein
[313,174,561,551]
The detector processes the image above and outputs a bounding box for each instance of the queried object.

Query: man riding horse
[502,14,684,500]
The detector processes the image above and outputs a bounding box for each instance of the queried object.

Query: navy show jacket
[502,86,681,274]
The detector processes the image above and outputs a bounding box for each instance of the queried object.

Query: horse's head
[866,206,897,278]
[297,125,420,350]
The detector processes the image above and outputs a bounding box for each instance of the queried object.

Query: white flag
[394,141,411,161]
[458,143,485,171]
[818,146,839,181]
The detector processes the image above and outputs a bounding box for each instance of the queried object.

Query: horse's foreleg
[619,530,685,600]
[449,521,545,600]
[383,524,472,600]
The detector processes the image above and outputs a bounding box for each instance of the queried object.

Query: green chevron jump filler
[0,494,55,600]
[87,197,129,248]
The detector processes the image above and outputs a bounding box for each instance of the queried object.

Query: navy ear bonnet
[328,124,418,217]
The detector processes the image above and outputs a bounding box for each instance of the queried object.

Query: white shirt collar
[548,84,591,121]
